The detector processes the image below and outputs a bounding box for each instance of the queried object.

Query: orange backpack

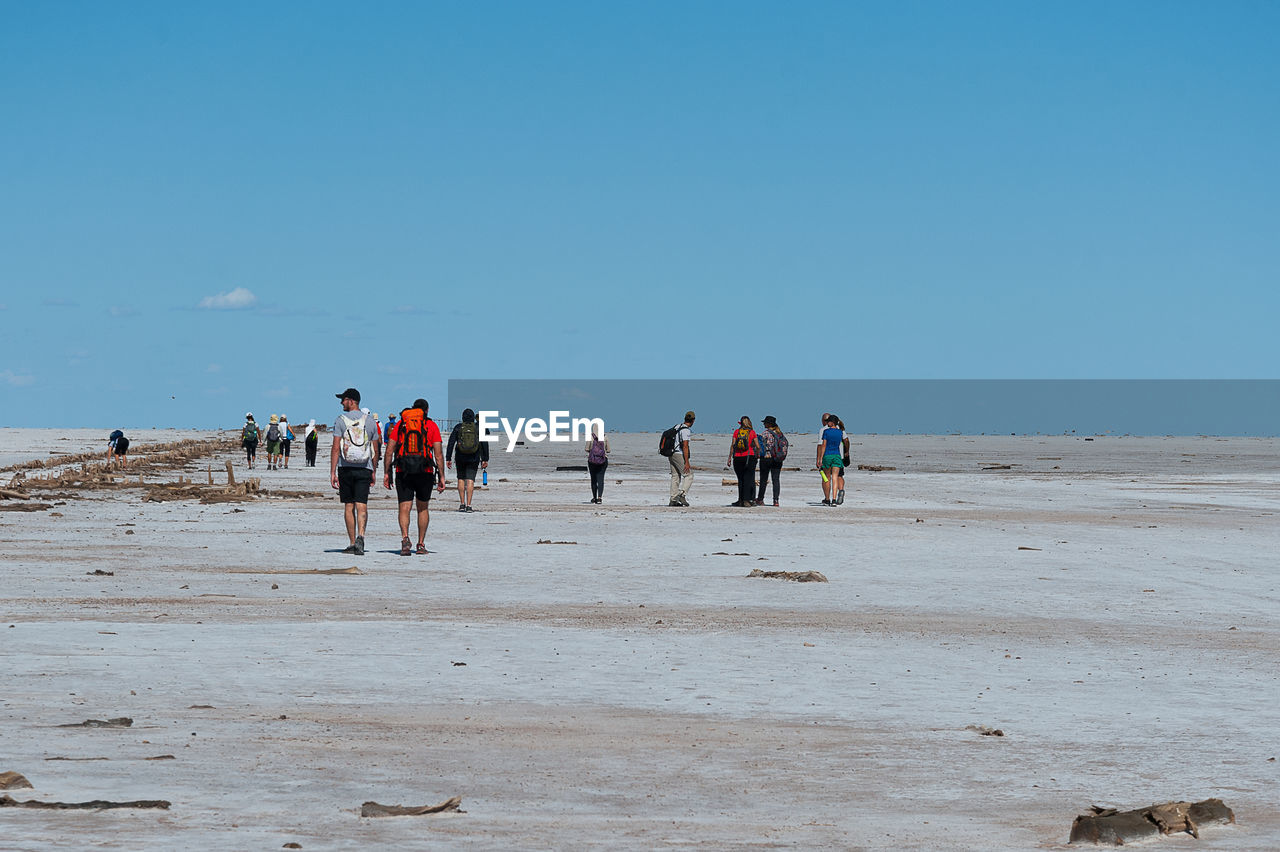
[396,407,433,473]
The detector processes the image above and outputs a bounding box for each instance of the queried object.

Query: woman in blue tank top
[816,414,844,506]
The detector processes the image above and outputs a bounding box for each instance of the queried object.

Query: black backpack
[659,424,682,457]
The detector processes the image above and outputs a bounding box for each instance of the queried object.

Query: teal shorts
[822,453,844,470]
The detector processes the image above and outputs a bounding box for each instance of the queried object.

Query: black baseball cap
[336,387,361,403]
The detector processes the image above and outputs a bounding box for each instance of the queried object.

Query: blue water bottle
[482,469,488,486]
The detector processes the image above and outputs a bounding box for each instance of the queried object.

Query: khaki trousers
[669,453,692,499]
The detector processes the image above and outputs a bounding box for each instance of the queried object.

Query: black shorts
[395,470,436,503]
[114,438,129,455]
[337,467,373,504]
[456,460,479,481]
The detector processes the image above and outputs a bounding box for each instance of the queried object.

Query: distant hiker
[107,429,130,469]
[446,408,489,512]
[279,415,294,469]
[661,411,695,506]
[726,416,760,506]
[832,414,851,504]
[330,388,381,555]
[816,414,845,506]
[241,414,259,468]
[304,419,319,467]
[756,415,789,507]
[383,398,445,556]
[382,412,397,443]
[585,424,610,503]
[265,414,283,471]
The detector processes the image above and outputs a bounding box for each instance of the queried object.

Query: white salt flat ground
[1,430,1277,850]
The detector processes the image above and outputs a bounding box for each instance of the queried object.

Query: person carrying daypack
[330,388,381,556]
[241,413,259,468]
[726,415,760,507]
[756,415,788,506]
[383,398,445,556]
[585,426,610,504]
[665,411,695,506]
[279,415,294,469]
[446,408,490,512]
[265,415,283,471]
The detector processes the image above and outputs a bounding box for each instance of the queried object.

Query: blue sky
[2,2,1277,428]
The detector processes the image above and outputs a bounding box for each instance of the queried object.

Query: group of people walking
[241,413,321,470]
[326,389,494,557]
[232,393,853,557]
[724,415,791,507]
[661,411,849,508]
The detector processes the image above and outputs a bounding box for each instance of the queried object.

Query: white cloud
[1,370,35,387]
[199,287,257,310]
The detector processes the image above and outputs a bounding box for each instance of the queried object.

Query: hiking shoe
[416,543,427,555]
[400,537,412,557]
[353,536,365,556]
[773,499,779,507]
[458,504,467,512]
[837,489,845,505]
[669,498,682,507]
[342,543,358,554]
[464,505,475,512]
[677,494,689,506]
[821,499,832,506]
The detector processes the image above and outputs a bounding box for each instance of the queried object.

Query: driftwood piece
[747,569,828,583]
[857,464,896,472]
[0,488,30,500]
[57,717,132,728]
[361,795,462,817]
[225,461,236,487]
[555,465,588,472]
[0,794,169,810]
[0,771,33,790]
[0,503,54,512]
[1069,798,1234,844]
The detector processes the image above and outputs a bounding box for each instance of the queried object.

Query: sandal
[416,543,427,555]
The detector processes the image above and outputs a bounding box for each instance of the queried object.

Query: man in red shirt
[383,398,446,555]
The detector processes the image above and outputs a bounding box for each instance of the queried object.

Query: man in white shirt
[669,410,695,506]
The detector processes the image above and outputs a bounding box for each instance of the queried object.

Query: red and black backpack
[396,407,433,474]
